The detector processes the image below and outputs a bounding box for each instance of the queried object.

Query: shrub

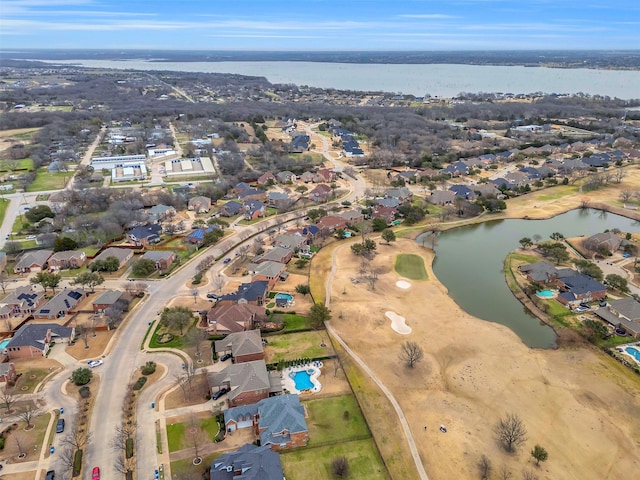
[0,435,5,450]
[70,368,93,386]
[132,376,147,391]
[73,449,83,476]
[79,386,91,398]
[140,361,157,375]
[125,437,134,458]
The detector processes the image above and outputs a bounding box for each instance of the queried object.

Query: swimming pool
[0,338,10,351]
[624,346,640,363]
[275,293,293,302]
[536,290,554,298]
[291,370,314,391]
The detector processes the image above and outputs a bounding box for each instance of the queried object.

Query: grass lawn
[166,422,185,452]
[264,331,330,363]
[509,252,541,263]
[543,299,572,317]
[304,395,370,444]
[280,439,388,480]
[12,368,50,393]
[535,185,578,201]
[170,452,220,480]
[394,254,427,280]
[0,158,34,170]
[166,414,220,452]
[0,198,8,229]
[149,321,192,350]
[275,313,313,333]
[26,167,68,192]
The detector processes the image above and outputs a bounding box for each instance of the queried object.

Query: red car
[92,467,100,480]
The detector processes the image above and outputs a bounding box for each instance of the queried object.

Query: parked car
[579,303,591,309]
[88,360,103,368]
[212,387,230,400]
[599,300,608,307]
[220,353,232,362]
[223,258,231,264]
[56,418,65,433]
[92,467,100,480]
[206,293,220,299]
[574,307,589,313]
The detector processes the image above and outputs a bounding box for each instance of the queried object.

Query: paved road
[324,242,429,480]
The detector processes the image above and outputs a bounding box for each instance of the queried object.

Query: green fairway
[394,253,427,280]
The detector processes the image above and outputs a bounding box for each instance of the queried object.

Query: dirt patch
[66,329,114,360]
[327,238,640,480]
[164,372,211,410]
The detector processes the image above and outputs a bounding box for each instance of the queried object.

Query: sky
[1,0,639,51]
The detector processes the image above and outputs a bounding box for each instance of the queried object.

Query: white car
[87,360,103,368]
[26,235,37,240]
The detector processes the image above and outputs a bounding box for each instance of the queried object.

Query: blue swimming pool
[291,370,314,391]
[625,346,640,362]
[536,290,554,298]
[0,338,10,350]
[275,293,293,302]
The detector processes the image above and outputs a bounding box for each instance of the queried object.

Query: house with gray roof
[5,323,75,359]
[246,261,287,289]
[274,234,307,251]
[48,250,87,270]
[0,286,46,318]
[214,330,264,363]
[33,288,86,320]
[92,290,124,314]
[518,261,559,285]
[146,204,176,223]
[594,297,640,338]
[14,250,53,274]
[219,201,243,217]
[428,190,456,206]
[584,232,629,254]
[224,394,309,451]
[207,359,282,407]
[218,281,269,307]
[210,444,284,480]
[253,247,293,265]
[276,171,296,184]
[188,196,212,213]
[267,191,291,210]
[557,274,606,307]
[92,247,134,269]
[141,250,176,270]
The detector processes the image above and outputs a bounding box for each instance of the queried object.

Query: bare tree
[620,189,634,202]
[111,423,136,476]
[186,327,207,358]
[174,367,196,401]
[1,389,16,414]
[399,341,424,368]
[0,270,10,294]
[364,267,382,291]
[60,423,92,452]
[185,415,206,463]
[58,445,76,476]
[14,432,25,457]
[522,469,538,480]
[499,464,513,480]
[17,403,39,428]
[78,324,90,349]
[494,413,527,452]
[213,274,225,294]
[478,454,492,480]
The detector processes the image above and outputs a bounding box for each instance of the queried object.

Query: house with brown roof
[214,330,265,363]
[428,190,456,206]
[48,250,87,270]
[316,215,348,234]
[141,250,176,270]
[207,359,282,407]
[340,209,364,226]
[188,196,212,213]
[257,171,276,186]
[315,168,336,183]
[92,247,134,269]
[205,303,267,334]
[372,205,397,224]
[14,250,53,274]
[584,232,628,254]
[308,184,332,203]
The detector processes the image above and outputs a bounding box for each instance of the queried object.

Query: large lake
[35,59,640,99]
[419,209,640,349]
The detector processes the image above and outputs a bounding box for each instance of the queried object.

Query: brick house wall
[234,352,265,363]
[227,389,270,408]
[267,430,309,451]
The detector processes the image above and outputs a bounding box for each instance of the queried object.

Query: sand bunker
[396,280,411,289]
[385,311,412,334]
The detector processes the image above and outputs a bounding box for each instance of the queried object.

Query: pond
[418,209,639,349]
